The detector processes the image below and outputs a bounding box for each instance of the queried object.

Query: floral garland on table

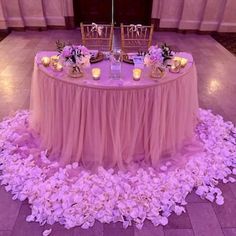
[56,41,91,73]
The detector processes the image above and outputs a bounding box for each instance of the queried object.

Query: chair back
[121,23,154,53]
[80,23,114,51]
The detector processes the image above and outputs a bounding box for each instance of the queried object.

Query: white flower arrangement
[56,42,91,74]
[60,45,91,67]
[144,45,164,67]
[144,44,175,67]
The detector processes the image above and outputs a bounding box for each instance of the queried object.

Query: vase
[64,64,83,78]
[110,49,121,79]
[150,63,165,79]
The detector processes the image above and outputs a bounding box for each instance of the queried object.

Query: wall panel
[0,0,7,29]
[159,0,183,28]
[20,0,46,27]
[3,0,24,28]
[179,0,206,30]
[0,0,236,32]
[200,0,226,31]
[42,0,65,26]
[218,0,236,32]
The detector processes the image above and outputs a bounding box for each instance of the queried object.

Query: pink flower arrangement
[59,45,91,68]
[144,45,164,66]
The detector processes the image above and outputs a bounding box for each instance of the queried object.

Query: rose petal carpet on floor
[0,109,235,232]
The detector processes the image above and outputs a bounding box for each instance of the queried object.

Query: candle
[180,58,188,67]
[92,68,101,80]
[50,55,59,63]
[41,57,50,67]
[133,68,142,81]
[173,57,188,67]
[169,64,180,73]
[56,63,63,72]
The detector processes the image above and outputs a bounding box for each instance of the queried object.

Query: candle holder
[92,68,101,80]
[41,57,50,67]
[169,58,181,73]
[180,58,188,67]
[173,56,188,68]
[169,65,180,73]
[150,64,165,79]
[133,68,142,81]
[50,55,59,63]
[55,63,63,72]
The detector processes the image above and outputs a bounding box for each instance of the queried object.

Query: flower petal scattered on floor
[43,229,52,236]
[0,109,235,229]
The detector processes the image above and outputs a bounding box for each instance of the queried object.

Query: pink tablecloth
[30,51,199,169]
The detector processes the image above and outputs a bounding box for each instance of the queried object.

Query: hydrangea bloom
[144,46,164,66]
[60,45,91,68]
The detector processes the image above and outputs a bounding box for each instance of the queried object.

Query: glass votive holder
[92,68,101,80]
[41,57,50,67]
[50,55,59,63]
[173,56,188,68]
[169,64,180,73]
[180,58,188,67]
[133,68,142,81]
[56,63,63,72]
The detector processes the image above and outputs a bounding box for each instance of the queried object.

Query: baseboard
[218,23,236,33]
[159,19,180,29]
[8,27,25,31]
[8,25,69,31]
[47,25,66,30]
[23,16,47,28]
[200,21,219,31]
[6,17,24,28]
[179,20,201,30]
[45,16,65,27]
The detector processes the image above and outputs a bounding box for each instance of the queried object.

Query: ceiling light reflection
[0,78,14,100]
[208,80,221,94]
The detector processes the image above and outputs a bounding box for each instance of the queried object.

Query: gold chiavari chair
[80,22,114,51]
[121,23,154,53]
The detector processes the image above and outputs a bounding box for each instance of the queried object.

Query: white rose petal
[159,216,168,226]
[228,177,236,183]
[160,166,168,171]
[216,196,224,205]
[206,194,215,202]
[43,229,52,236]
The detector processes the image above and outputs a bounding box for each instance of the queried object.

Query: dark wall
[73,0,153,26]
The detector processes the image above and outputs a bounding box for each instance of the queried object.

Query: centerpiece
[56,41,91,78]
[144,44,174,78]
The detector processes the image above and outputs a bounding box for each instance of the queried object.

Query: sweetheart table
[30,51,199,169]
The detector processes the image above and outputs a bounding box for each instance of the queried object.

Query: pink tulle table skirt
[30,51,199,169]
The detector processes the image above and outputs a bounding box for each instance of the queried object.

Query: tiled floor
[0,30,236,236]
